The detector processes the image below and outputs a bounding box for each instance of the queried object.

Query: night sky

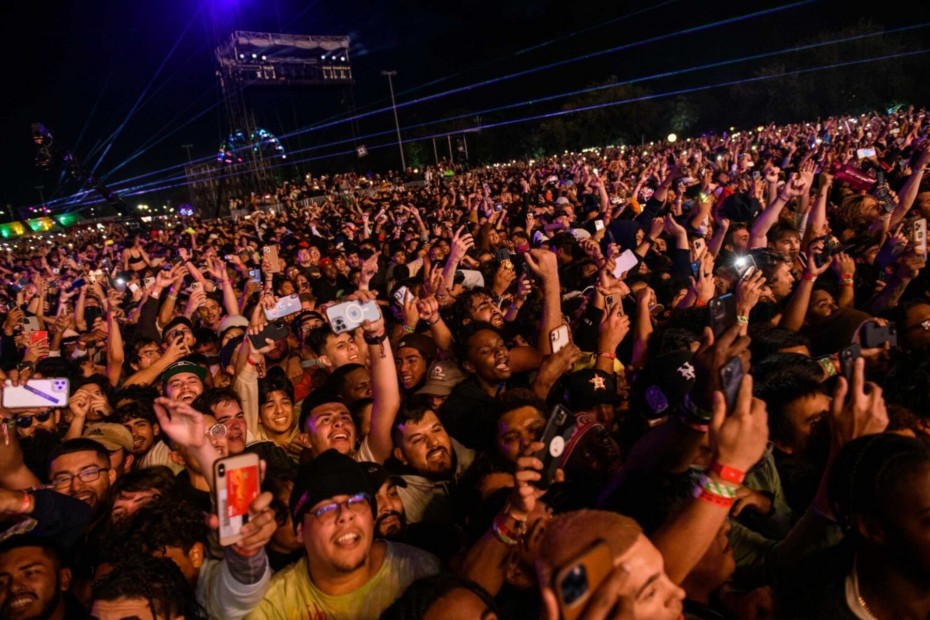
[2,0,929,212]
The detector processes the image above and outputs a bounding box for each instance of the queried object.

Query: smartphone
[262,246,281,273]
[856,147,877,159]
[392,286,410,307]
[495,248,511,263]
[29,330,48,346]
[613,249,639,278]
[326,299,381,334]
[909,218,927,260]
[719,356,744,413]
[143,277,155,289]
[128,283,140,294]
[690,260,701,278]
[191,282,203,294]
[2,378,70,408]
[708,294,737,338]
[861,321,898,348]
[264,294,302,321]
[873,170,896,213]
[752,170,761,180]
[840,343,861,385]
[69,278,86,292]
[549,324,571,354]
[554,540,614,620]
[214,453,261,547]
[532,404,572,490]
[248,269,262,284]
[20,316,40,335]
[814,236,841,268]
[248,321,289,348]
[594,219,605,232]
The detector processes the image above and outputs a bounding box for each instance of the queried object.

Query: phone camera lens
[217,464,226,476]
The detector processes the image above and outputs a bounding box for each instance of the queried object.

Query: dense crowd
[1,106,930,620]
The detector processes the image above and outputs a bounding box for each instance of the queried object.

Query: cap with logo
[161,360,207,387]
[415,360,466,397]
[564,369,622,411]
[83,423,134,452]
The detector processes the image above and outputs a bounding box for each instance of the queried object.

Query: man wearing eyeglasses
[246,450,439,620]
[46,438,117,511]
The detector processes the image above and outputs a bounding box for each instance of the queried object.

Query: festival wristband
[709,461,746,485]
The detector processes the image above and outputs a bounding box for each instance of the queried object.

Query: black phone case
[533,405,571,490]
[719,356,744,413]
[840,344,861,384]
[249,322,288,348]
[708,294,737,338]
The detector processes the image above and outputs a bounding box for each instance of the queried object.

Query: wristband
[840,277,854,287]
[709,462,746,485]
[695,473,739,499]
[694,299,707,308]
[802,272,817,282]
[150,290,161,300]
[736,315,749,324]
[598,351,617,360]
[693,487,735,508]
[401,324,416,335]
[364,332,388,345]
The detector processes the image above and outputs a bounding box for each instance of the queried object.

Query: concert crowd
[2,106,930,620]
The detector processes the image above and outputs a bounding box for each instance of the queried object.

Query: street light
[381,70,406,171]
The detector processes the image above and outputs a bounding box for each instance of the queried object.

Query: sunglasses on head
[14,410,53,428]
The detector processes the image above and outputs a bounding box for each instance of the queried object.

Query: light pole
[181,144,195,205]
[380,70,406,171]
[35,185,46,214]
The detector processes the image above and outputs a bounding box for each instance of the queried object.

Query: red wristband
[710,462,746,485]
[802,272,817,282]
[694,299,707,308]
[598,351,617,360]
[694,488,735,508]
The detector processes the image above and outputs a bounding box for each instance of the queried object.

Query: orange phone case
[555,540,614,620]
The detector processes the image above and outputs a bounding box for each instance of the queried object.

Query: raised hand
[735,268,766,317]
[828,357,888,453]
[599,300,631,351]
[710,374,769,472]
[448,226,475,264]
[153,397,208,449]
[524,248,559,285]
[416,296,440,325]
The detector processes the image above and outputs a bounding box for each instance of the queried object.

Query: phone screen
[215,454,260,546]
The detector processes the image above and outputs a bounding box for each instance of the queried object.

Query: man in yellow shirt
[246,450,439,619]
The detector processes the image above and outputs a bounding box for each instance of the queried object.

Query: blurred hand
[710,374,769,472]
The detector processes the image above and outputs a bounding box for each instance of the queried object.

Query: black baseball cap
[290,450,373,524]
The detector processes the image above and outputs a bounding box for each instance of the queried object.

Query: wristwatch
[16,361,34,373]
